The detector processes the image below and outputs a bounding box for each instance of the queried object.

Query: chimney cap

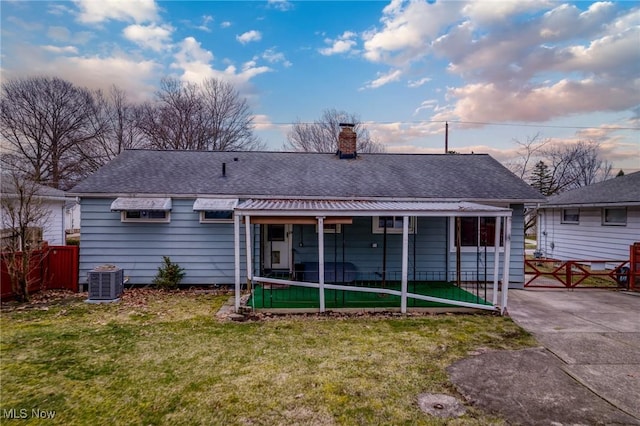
[339,122,355,128]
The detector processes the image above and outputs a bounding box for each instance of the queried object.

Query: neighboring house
[64,200,81,234]
[70,126,544,312]
[537,171,640,262]
[1,179,67,247]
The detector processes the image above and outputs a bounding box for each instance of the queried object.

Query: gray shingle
[544,171,640,206]
[69,150,545,202]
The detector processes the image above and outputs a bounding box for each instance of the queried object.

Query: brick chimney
[337,123,357,159]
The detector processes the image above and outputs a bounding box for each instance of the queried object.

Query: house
[1,178,67,248]
[537,171,640,262]
[69,126,545,313]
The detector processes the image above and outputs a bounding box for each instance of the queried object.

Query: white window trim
[561,208,580,224]
[448,217,505,253]
[121,210,171,223]
[602,207,627,226]
[199,210,234,224]
[372,216,416,234]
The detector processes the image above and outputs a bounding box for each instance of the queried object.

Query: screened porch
[233,200,513,314]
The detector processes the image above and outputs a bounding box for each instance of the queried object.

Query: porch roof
[235,199,512,217]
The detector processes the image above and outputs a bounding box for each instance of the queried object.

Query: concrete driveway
[448,289,640,425]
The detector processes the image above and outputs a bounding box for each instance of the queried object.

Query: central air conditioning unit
[87,265,124,302]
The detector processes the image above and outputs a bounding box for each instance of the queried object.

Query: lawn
[1,289,535,425]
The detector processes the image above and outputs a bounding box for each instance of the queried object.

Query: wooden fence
[1,245,79,300]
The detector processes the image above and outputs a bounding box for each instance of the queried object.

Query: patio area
[248,280,494,310]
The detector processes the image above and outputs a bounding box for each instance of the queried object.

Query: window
[200,210,234,223]
[561,208,580,224]
[267,224,285,241]
[602,208,626,226]
[455,217,504,247]
[372,216,416,234]
[121,210,170,223]
[315,224,342,233]
[193,198,237,224]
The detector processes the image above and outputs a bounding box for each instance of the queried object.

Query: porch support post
[401,216,409,313]
[501,216,512,314]
[317,216,325,313]
[492,215,502,306]
[234,213,241,312]
[245,216,253,290]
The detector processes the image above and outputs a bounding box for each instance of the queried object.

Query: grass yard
[1,289,535,425]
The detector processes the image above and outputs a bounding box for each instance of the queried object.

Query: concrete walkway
[448,289,640,425]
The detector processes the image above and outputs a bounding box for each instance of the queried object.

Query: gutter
[68,192,546,205]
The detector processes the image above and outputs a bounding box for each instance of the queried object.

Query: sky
[1,0,639,173]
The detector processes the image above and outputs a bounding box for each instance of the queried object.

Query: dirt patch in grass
[1,289,534,425]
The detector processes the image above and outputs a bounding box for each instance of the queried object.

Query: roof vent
[337,123,357,159]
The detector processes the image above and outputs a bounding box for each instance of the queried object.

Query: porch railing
[251,269,499,312]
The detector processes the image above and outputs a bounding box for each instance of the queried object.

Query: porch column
[501,216,512,314]
[492,216,502,306]
[234,213,241,312]
[245,216,253,290]
[317,216,325,313]
[401,216,409,313]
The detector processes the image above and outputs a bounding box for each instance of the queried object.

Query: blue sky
[1,0,639,172]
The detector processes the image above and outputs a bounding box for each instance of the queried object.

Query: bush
[152,256,186,290]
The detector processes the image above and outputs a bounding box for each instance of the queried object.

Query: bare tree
[1,76,105,189]
[1,172,52,302]
[284,108,386,153]
[138,77,263,151]
[508,135,613,235]
[80,86,147,172]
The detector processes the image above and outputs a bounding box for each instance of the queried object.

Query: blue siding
[80,199,526,287]
[289,217,448,281]
[79,198,254,286]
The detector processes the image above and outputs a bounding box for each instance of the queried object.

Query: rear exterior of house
[70,133,544,311]
[537,172,640,262]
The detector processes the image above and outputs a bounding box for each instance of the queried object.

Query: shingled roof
[70,150,545,203]
[543,171,640,207]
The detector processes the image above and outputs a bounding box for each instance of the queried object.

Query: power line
[264,119,640,131]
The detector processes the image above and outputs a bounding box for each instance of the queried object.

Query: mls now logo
[2,408,28,419]
[2,408,56,419]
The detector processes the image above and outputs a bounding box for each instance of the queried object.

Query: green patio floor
[248,281,493,309]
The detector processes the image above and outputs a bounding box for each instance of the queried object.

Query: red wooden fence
[1,245,79,300]
[630,242,640,291]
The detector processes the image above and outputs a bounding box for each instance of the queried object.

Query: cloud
[41,45,79,54]
[262,48,292,67]
[220,21,232,29]
[171,37,271,94]
[319,31,357,56]
[123,23,174,52]
[267,0,294,12]
[362,69,403,90]
[236,30,262,44]
[47,26,71,42]
[196,15,214,32]
[413,99,438,115]
[362,0,460,66]
[74,0,159,24]
[407,77,431,88]
[2,42,160,102]
[433,78,639,124]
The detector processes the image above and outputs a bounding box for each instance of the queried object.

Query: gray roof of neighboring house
[69,150,545,203]
[1,178,67,200]
[543,171,640,207]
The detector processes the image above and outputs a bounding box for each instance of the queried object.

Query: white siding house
[1,180,67,247]
[537,172,640,262]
